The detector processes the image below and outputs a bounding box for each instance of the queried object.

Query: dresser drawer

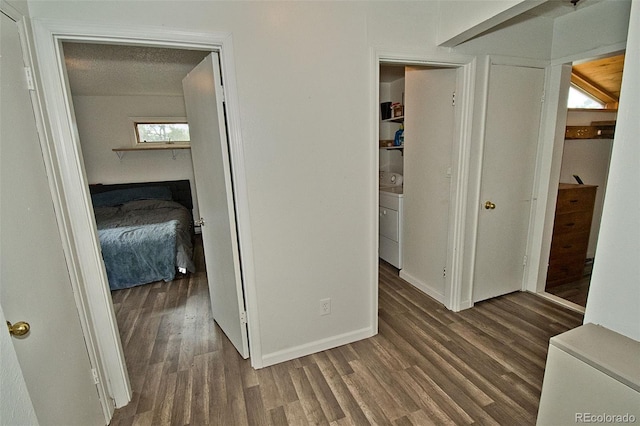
[553,211,593,235]
[549,232,590,257]
[547,255,587,287]
[556,186,597,213]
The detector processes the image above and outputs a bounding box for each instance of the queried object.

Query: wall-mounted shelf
[382,116,404,123]
[112,146,190,160]
[565,120,616,140]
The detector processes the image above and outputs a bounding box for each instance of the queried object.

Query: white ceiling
[66,1,604,95]
[524,0,604,18]
[379,0,606,83]
[63,42,210,96]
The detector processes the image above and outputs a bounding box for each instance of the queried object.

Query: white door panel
[473,64,545,302]
[182,53,249,358]
[401,67,457,295]
[0,12,104,424]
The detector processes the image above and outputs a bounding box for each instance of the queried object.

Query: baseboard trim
[458,299,473,311]
[260,327,375,368]
[398,270,444,304]
[535,291,585,314]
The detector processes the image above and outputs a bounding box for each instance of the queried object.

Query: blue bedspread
[94,199,195,290]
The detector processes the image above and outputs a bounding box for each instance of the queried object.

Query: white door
[0,11,105,425]
[182,53,249,358]
[401,66,456,298]
[473,64,545,302]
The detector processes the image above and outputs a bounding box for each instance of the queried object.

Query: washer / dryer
[379,172,403,269]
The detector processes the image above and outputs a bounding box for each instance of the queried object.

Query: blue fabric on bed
[91,186,172,207]
[94,199,195,290]
[98,221,177,290]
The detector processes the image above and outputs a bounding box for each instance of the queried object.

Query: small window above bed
[131,117,190,148]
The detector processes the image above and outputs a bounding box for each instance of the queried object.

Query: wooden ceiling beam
[571,70,619,109]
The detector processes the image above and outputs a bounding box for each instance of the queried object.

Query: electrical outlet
[320,298,331,316]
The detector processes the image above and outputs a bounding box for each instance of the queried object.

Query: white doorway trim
[527,44,627,297]
[30,19,260,414]
[372,49,476,316]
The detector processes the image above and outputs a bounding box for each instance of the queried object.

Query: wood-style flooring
[545,275,590,307]
[109,242,583,425]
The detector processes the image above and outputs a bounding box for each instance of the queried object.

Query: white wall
[453,12,554,60]
[72,95,199,218]
[27,0,637,370]
[28,0,448,364]
[551,0,632,62]
[559,138,612,258]
[560,110,617,258]
[436,0,543,47]
[584,0,640,342]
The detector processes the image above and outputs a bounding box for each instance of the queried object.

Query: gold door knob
[484,201,496,210]
[6,321,30,337]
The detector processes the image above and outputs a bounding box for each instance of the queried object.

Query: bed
[90,180,196,290]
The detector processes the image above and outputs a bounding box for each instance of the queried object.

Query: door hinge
[452,91,456,107]
[24,67,35,91]
[523,255,528,267]
[240,311,247,325]
[443,267,447,278]
[541,90,545,103]
[220,86,226,102]
[91,368,100,385]
[195,217,205,227]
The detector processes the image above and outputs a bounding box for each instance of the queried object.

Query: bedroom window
[132,117,190,147]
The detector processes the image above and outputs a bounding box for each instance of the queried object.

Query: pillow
[91,186,172,207]
[120,199,183,212]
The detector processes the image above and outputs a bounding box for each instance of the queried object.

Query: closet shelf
[382,116,404,123]
[112,146,190,160]
[379,140,403,150]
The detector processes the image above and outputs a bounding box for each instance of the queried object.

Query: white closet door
[473,64,545,303]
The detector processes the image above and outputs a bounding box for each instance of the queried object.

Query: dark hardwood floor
[109,243,583,425]
[545,275,590,307]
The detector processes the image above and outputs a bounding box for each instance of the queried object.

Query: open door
[473,63,545,303]
[1,11,105,424]
[182,52,249,358]
[401,66,456,297]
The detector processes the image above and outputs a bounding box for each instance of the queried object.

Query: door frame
[30,19,261,413]
[372,49,476,318]
[526,43,627,306]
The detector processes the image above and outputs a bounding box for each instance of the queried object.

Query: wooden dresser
[547,184,598,288]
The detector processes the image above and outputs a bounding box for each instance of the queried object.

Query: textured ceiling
[63,42,210,96]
